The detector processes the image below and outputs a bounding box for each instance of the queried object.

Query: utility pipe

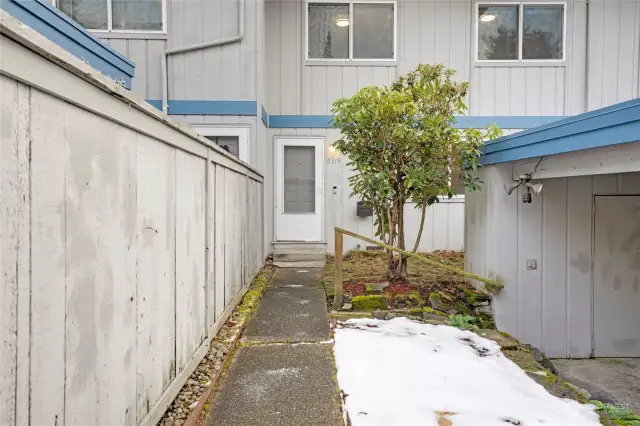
[161,0,245,114]
[584,0,590,114]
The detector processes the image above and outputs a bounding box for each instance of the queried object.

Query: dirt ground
[322,250,483,310]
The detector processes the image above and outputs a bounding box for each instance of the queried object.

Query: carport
[465,98,640,359]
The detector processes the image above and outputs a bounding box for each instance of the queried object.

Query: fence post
[333,229,344,311]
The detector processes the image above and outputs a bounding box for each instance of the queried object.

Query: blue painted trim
[481,98,640,165]
[267,114,566,129]
[261,105,269,127]
[1,0,135,88]
[453,116,565,129]
[146,100,258,116]
[268,115,333,128]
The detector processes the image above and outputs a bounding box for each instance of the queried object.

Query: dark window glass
[477,5,519,60]
[522,5,564,60]
[58,0,108,30]
[112,0,163,31]
[353,3,394,59]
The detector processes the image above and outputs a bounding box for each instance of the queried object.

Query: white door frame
[274,137,325,242]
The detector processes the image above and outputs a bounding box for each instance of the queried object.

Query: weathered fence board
[0,19,265,426]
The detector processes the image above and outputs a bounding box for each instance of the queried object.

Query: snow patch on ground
[334,317,601,426]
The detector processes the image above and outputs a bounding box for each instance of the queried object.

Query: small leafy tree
[331,64,501,280]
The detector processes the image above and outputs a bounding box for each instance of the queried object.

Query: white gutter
[160,0,245,114]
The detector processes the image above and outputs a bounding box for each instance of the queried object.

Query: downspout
[161,0,245,114]
[584,0,590,113]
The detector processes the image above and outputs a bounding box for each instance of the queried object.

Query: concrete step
[272,242,326,268]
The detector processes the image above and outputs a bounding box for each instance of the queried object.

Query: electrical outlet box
[526,259,537,270]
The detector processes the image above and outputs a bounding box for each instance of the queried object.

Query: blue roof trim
[1,0,134,87]
[452,116,565,129]
[146,100,258,116]
[481,98,640,165]
[267,114,566,129]
[269,115,332,128]
[261,105,269,127]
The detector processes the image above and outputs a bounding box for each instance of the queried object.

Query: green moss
[429,292,443,302]
[461,287,480,304]
[233,267,275,321]
[390,292,424,308]
[422,307,447,317]
[476,312,496,329]
[351,295,388,311]
[454,300,472,315]
[409,307,423,316]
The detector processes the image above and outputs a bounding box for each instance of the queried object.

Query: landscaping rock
[479,330,519,351]
[422,307,448,322]
[341,303,352,311]
[390,292,424,308]
[351,295,388,311]
[372,310,389,320]
[530,346,545,363]
[542,358,558,376]
[428,292,455,313]
[365,282,389,293]
[422,311,447,322]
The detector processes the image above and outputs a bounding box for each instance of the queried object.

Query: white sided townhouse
[1,0,640,422]
[29,0,640,258]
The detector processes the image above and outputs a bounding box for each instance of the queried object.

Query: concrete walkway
[554,358,640,412]
[204,269,343,426]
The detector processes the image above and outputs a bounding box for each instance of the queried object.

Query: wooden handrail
[332,227,502,311]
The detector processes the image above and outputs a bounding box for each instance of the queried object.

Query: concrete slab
[267,268,324,288]
[204,344,343,426]
[273,260,326,268]
[553,358,640,412]
[242,287,330,343]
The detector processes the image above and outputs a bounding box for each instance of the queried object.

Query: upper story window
[307,1,396,61]
[476,3,565,62]
[56,0,164,32]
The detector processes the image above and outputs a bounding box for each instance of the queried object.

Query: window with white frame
[477,3,565,61]
[307,1,396,60]
[191,126,250,162]
[56,0,164,32]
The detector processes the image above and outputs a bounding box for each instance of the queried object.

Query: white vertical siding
[99,0,258,101]
[100,38,167,99]
[470,67,567,116]
[466,162,640,358]
[266,0,398,114]
[267,128,466,253]
[0,30,265,426]
[587,0,640,110]
[95,0,640,116]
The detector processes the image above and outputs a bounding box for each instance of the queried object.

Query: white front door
[275,138,324,241]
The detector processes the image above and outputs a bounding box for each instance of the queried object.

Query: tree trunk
[411,202,427,253]
[386,201,396,277]
[387,198,408,281]
[397,200,408,279]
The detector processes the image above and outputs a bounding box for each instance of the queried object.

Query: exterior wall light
[336,17,350,27]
